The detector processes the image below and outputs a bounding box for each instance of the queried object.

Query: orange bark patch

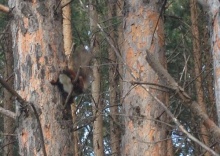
[23,18,29,29]
[134,86,147,98]
[145,103,151,113]
[142,20,152,37]
[32,0,37,4]
[131,24,141,42]
[44,124,51,140]
[158,29,165,46]
[138,127,146,137]
[44,124,51,153]
[148,129,155,141]
[35,28,44,50]
[214,35,220,52]
[123,143,130,155]
[213,17,219,37]
[19,30,37,57]
[127,120,134,130]
[138,6,143,15]
[21,129,28,146]
[126,47,135,66]
[39,57,45,64]
[151,145,160,156]
[147,10,159,30]
[29,77,40,90]
[215,67,220,77]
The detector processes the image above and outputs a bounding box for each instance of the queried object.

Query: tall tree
[61,1,81,155]
[190,0,210,154]
[89,0,104,155]
[3,26,14,156]
[62,0,73,57]
[122,1,169,155]
[8,0,73,155]
[197,0,220,126]
[107,1,121,155]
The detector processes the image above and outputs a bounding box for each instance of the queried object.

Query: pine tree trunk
[89,0,104,155]
[108,1,121,155]
[62,0,73,57]
[197,0,220,126]
[122,1,169,155]
[9,1,73,155]
[3,27,14,156]
[190,0,210,154]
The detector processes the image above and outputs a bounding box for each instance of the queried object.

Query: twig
[97,23,124,65]
[0,4,9,13]
[145,49,220,143]
[0,140,16,150]
[0,76,47,156]
[1,133,16,136]
[199,142,219,156]
[150,0,167,45]
[0,76,26,105]
[5,73,14,82]
[54,0,62,12]
[29,103,47,156]
[145,88,219,156]
[61,0,74,8]
[127,80,172,91]
[0,106,16,119]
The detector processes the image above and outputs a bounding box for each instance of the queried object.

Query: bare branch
[97,23,124,65]
[61,0,74,8]
[0,76,47,156]
[0,76,27,106]
[126,80,172,91]
[145,49,220,142]
[0,4,9,13]
[0,106,16,119]
[145,88,219,156]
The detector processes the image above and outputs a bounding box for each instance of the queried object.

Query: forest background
[0,0,219,156]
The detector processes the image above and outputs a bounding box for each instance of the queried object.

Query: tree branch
[0,4,9,13]
[145,88,219,156]
[145,49,220,142]
[0,76,27,106]
[0,76,47,156]
[0,106,16,119]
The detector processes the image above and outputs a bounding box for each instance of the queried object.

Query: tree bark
[61,2,80,155]
[0,4,9,13]
[108,1,121,155]
[71,104,80,156]
[89,0,104,155]
[190,0,210,154]
[197,0,220,126]
[9,1,73,155]
[122,1,168,155]
[62,0,73,57]
[3,26,14,156]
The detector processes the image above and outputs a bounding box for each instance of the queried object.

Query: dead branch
[127,80,172,91]
[145,87,219,156]
[145,49,220,142]
[0,76,27,106]
[0,76,47,156]
[0,4,9,13]
[0,106,16,119]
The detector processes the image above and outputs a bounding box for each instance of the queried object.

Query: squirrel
[51,46,93,108]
